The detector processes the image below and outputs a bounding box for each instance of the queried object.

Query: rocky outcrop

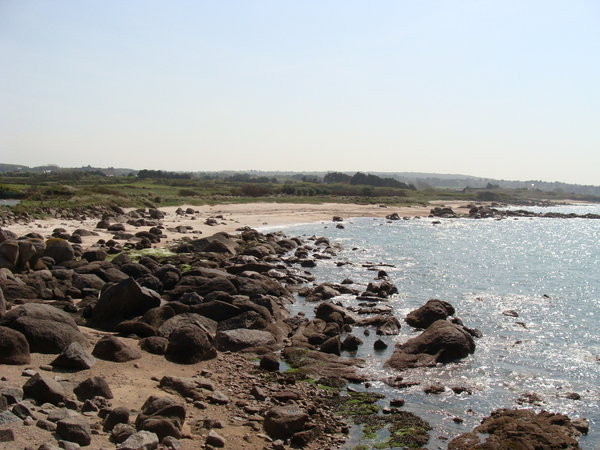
[386,320,475,370]
[405,299,455,328]
[448,409,587,449]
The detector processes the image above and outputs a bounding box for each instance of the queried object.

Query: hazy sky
[1,1,599,185]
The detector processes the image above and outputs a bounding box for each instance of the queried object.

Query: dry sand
[7,201,467,249]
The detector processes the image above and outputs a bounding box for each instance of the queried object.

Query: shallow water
[266,204,600,448]
[0,199,21,206]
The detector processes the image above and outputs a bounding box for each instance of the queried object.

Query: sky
[1,1,599,185]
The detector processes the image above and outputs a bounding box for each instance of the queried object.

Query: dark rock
[139,336,168,355]
[51,342,96,370]
[1,303,87,353]
[135,396,185,440]
[341,334,363,351]
[111,423,136,444]
[103,407,130,431]
[165,326,217,364]
[22,373,67,405]
[448,409,584,449]
[319,336,341,355]
[43,238,75,263]
[89,278,161,329]
[259,353,280,371]
[263,406,308,440]
[0,326,31,364]
[405,299,456,328]
[73,377,113,401]
[386,320,475,370]
[115,320,156,338]
[157,313,217,340]
[205,430,226,447]
[92,336,142,362]
[56,417,91,446]
[376,316,401,335]
[374,339,388,350]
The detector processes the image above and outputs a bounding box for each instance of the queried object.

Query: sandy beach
[7,202,454,249]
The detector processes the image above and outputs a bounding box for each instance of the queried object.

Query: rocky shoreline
[0,207,591,449]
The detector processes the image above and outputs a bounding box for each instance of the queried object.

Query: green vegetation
[334,391,432,449]
[1,169,597,216]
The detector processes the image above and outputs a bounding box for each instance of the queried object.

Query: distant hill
[1,164,598,196]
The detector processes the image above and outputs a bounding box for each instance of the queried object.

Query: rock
[22,373,67,405]
[206,430,226,447]
[319,336,341,355]
[0,428,15,442]
[43,238,75,263]
[103,407,130,431]
[157,313,217,340]
[115,320,156,338]
[135,396,185,440]
[259,353,280,371]
[341,334,363,351]
[0,326,31,364]
[158,376,212,401]
[51,342,96,370]
[56,417,92,446]
[386,320,475,370]
[0,410,21,426]
[0,286,5,316]
[165,325,216,364]
[373,339,388,350]
[92,336,142,362]
[1,303,87,353]
[263,406,309,440]
[139,336,169,355]
[214,329,276,352]
[448,409,584,449]
[405,299,456,328]
[89,278,161,329]
[376,316,401,335]
[73,377,113,401]
[117,430,159,450]
[111,423,136,444]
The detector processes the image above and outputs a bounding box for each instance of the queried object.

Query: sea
[263,203,600,449]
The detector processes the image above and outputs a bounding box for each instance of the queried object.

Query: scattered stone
[117,430,159,450]
[73,377,113,401]
[22,373,67,405]
[206,430,226,447]
[263,406,308,440]
[57,417,92,446]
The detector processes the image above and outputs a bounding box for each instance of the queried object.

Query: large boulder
[165,325,217,364]
[405,299,455,329]
[214,329,276,352]
[90,278,162,329]
[43,238,75,263]
[92,336,142,362]
[448,409,585,449]
[0,326,30,364]
[386,320,475,370]
[0,303,87,353]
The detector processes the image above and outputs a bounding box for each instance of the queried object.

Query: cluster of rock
[0,206,591,449]
[428,205,600,220]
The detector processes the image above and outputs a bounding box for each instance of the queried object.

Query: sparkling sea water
[266,204,600,448]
